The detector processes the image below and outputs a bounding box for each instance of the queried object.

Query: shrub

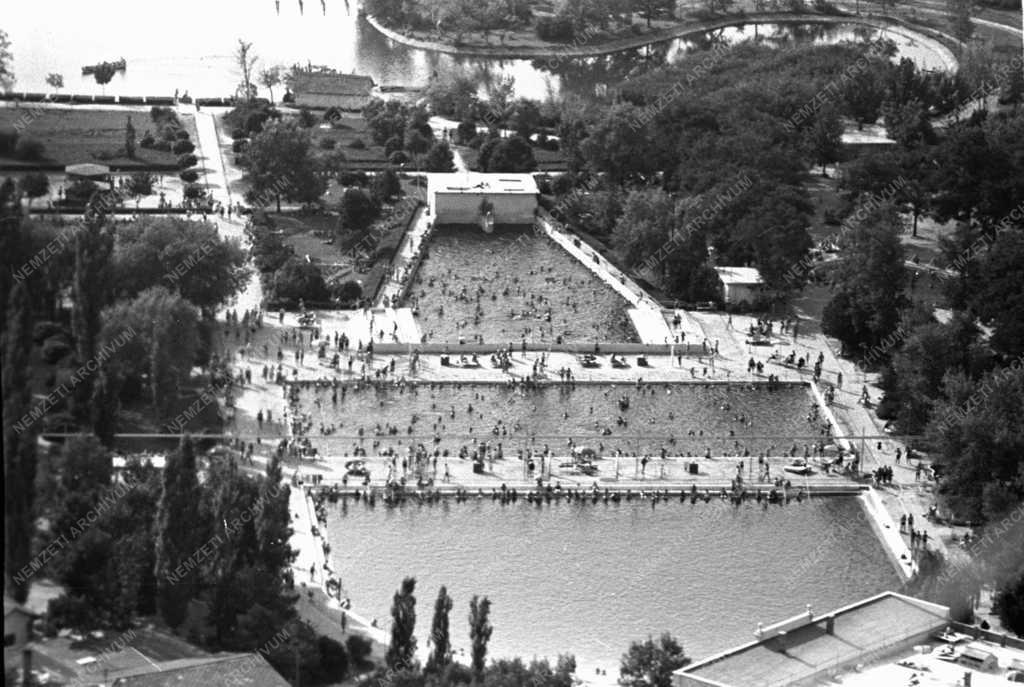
[139,131,156,148]
[128,171,156,195]
[46,595,96,633]
[346,634,373,668]
[298,107,318,128]
[337,171,368,186]
[177,153,198,168]
[232,139,247,153]
[332,279,363,303]
[152,139,172,152]
[176,129,191,140]
[384,135,404,157]
[42,336,72,364]
[0,127,20,155]
[244,111,269,135]
[320,137,337,150]
[183,183,204,200]
[388,150,409,165]
[172,139,195,155]
[65,178,99,204]
[274,257,328,304]
[232,127,246,140]
[536,15,575,42]
[180,169,200,183]
[348,138,366,149]
[324,106,342,124]
[150,105,175,123]
[14,136,46,161]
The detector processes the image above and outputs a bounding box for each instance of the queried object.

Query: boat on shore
[82,58,126,75]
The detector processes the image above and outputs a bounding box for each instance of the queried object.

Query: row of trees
[372,575,688,687]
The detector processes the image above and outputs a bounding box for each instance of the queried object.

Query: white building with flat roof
[427,172,538,227]
[714,266,765,306]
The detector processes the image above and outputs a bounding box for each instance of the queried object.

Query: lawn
[456,143,567,171]
[0,108,196,169]
[307,114,391,170]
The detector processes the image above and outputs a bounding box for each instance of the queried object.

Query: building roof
[428,172,539,196]
[714,266,763,286]
[65,163,111,177]
[109,653,289,687]
[291,72,374,97]
[4,596,38,619]
[676,592,949,687]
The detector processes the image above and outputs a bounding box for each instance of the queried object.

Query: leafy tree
[580,103,656,184]
[112,217,249,315]
[821,202,907,355]
[155,438,204,628]
[469,595,493,678]
[507,98,542,139]
[259,65,283,103]
[0,29,14,91]
[424,140,456,172]
[274,257,328,304]
[619,633,689,687]
[371,166,401,204]
[882,98,935,148]
[805,107,844,175]
[479,135,536,172]
[424,72,479,120]
[338,188,380,236]
[244,120,325,211]
[19,171,49,208]
[405,129,432,169]
[612,188,675,267]
[927,366,1024,521]
[386,577,418,670]
[425,586,453,674]
[93,62,116,92]
[45,72,64,94]
[3,281,36,602]
[995,570,1024,635]
[967,232,1024,358]
[638,0,676,23]
[842,66,886,129]
[99,286,199,413]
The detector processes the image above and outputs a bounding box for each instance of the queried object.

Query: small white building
[714,266,765,306]
[4,596,36,660]
[427,172,538,227]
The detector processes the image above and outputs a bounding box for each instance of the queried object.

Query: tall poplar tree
[386,577,417,670]
[425,586,453,674]
[3,281,37,602]
[154,437,202,627]
[468,595,493,679]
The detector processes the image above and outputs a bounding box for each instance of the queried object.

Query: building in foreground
[427,172,538,228]
[674,591,1024,687]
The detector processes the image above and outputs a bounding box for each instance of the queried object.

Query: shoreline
[365,11,958,71]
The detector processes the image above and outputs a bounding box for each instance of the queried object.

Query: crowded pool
[401,226,638,344]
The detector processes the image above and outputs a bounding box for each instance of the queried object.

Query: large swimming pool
[291,381,827,459]
[401,227,638,344]
[326,496,899,676]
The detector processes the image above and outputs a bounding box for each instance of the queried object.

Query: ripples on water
[327,496,900,674]
[295,382,822,457]
[404,227,638,344]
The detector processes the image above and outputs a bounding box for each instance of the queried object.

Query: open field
[0,108,196,169]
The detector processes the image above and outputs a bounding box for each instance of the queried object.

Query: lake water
[403,227,638,344]
[5,1,948,100]
[326,495,900,675]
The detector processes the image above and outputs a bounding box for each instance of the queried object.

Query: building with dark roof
[291,72,375,111]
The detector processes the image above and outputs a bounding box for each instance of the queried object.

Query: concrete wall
[433,193,536,225]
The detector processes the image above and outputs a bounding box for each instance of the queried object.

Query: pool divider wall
[858,488,915,582]
[307,483,867,498]
[282,375,812,388]
[807,382,853,455]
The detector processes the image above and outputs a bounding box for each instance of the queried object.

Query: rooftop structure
[714,266,765,306]
[674,591,951,687]
[290,72,375,111]
[426,172,539,227]
[108,653,290,687]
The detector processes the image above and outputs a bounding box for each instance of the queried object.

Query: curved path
[368,11,958,69]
